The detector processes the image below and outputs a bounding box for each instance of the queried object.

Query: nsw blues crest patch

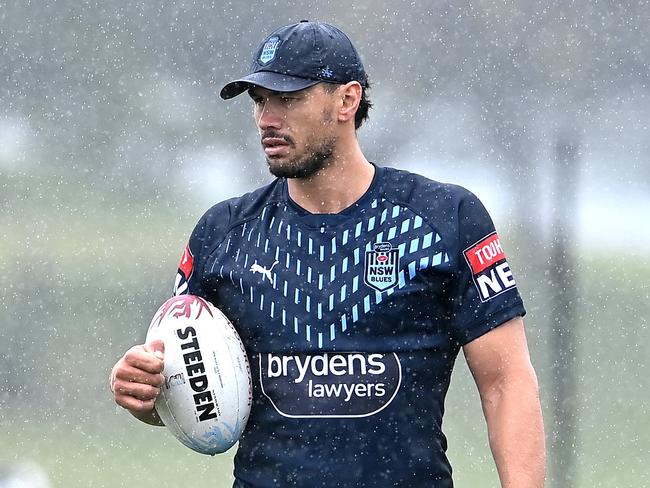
[364,242,399,292]
[259,36,281,64]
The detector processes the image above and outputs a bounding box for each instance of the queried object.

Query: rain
[1,1,648,487]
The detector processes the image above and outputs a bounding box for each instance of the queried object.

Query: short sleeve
[172,201,233,298]
[448,192,526,345]
[173,215,208,297]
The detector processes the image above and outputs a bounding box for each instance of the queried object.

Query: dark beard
[267,137,336,179]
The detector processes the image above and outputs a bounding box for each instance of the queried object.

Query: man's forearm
[130,407,165,426]
[482,369,546,488]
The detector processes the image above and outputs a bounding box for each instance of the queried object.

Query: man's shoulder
[200,178,284,228]
[378,165,474,209]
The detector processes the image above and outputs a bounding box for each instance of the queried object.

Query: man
[110,20,545,487]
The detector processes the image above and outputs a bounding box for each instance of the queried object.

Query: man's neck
[286,144,374,214]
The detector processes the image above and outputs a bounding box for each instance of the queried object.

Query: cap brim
[220,72,320,100]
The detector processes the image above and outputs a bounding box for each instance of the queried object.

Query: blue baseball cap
[220,20,368,100]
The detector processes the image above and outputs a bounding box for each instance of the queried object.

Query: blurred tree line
[1,1,647,188]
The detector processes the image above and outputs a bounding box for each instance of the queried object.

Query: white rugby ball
[145,294,252,455]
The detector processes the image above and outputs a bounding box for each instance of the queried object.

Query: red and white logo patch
[173,243,194,296]
[179,243,194,279]
[464,232,516,302]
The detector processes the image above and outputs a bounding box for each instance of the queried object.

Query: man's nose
[256,100,282,130]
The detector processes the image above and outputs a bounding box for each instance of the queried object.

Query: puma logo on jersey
[250,260,279,282]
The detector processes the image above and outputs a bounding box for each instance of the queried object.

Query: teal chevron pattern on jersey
[210,197,449,348]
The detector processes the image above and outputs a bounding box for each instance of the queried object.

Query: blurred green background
[1,1,648,487]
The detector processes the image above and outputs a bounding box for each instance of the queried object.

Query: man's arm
[463,316,546,488]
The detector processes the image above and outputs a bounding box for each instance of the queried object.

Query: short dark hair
[322,81,372,130]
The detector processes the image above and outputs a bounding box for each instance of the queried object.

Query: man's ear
[337,82,362,124]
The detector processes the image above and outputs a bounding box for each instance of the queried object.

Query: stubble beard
[266,136,337,179]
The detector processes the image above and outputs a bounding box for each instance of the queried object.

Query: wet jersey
[173,165,525,487]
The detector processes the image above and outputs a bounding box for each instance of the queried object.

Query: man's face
[249,84,339,179]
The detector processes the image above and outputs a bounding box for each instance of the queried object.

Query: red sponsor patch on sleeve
[179,243,194,279]
[464,233,506,274]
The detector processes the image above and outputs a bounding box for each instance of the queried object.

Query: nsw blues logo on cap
[259,36,281,64]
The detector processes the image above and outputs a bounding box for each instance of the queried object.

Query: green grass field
[0,417,236,488]
[1,390,496,488]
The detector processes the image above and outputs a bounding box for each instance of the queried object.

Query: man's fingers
[113,371,162,414]
[123,345,165,374]
[114,363,165,388]
[113,378,161,401]
[115,393,157,413]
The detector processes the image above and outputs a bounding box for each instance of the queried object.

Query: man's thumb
[145,339,165,359]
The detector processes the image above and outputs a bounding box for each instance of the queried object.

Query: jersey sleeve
[172,201,232,297]
[448,191,526,345]
[173,215,208,297]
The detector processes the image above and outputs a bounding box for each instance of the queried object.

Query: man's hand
[110,340,166,426]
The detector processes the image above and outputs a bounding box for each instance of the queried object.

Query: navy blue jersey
[173,165,525,487]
